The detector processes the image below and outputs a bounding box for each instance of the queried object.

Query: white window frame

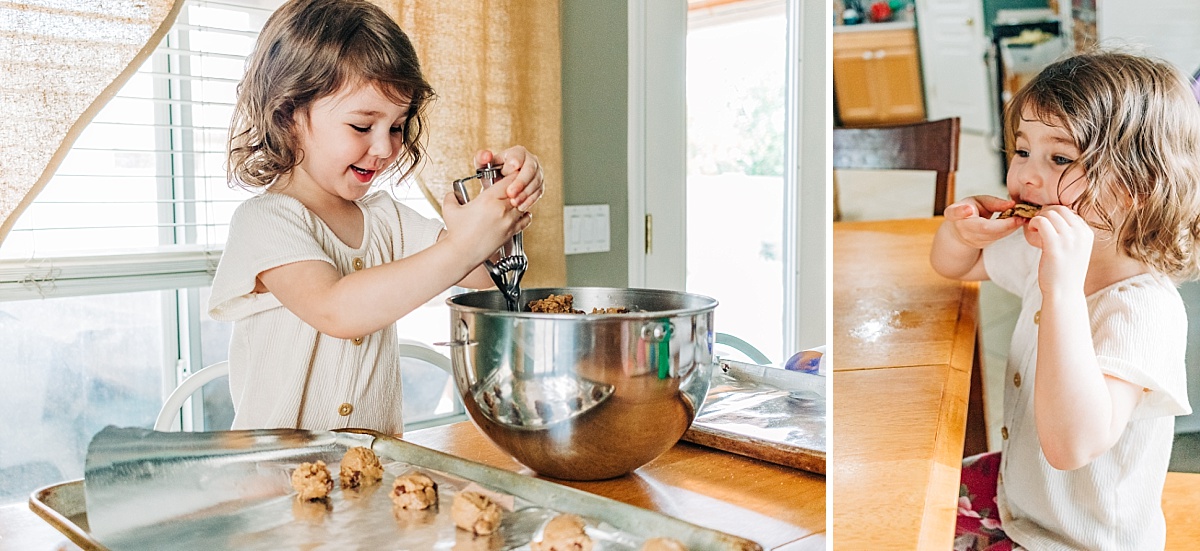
[0,0,266,430]
[628,0,827,354]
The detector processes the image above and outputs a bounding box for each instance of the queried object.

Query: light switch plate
[563,204,610,254]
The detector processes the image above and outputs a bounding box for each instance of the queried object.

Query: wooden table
[831,218,979,550]
[405,422,827,550]
[2,422,825,550]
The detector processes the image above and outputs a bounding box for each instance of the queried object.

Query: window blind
[0,0,279,300]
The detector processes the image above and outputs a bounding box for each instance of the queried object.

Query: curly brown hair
[1004,50,1200,280]
[227,0,435,189]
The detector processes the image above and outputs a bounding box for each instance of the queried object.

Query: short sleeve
[982,230,1039,296]
[208,195,335,321]
[1091,278,1192,420]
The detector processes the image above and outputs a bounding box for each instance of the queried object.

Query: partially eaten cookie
[997,202,1041,220]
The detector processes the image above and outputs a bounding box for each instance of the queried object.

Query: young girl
[208,0,543,435]
[932,51,1200,550]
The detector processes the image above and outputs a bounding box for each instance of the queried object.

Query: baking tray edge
[29,479,107,551]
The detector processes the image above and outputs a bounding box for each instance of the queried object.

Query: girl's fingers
[518,186,544,212]
[517,211,534,232]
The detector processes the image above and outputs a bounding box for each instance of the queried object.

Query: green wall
[561,0,629,287]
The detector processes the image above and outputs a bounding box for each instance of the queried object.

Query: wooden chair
[833,117,961,220]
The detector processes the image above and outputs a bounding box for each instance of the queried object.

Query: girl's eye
[389,125,403,134]
[1052,155,1074,166]
[1014,149,1030,158]
[350,124,370,133]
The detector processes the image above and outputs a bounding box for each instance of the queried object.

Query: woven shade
[0,0,183,245]
[385,0,567,288]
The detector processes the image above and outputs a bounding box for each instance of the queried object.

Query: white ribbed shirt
[983,231,1191,551]
[208,191,443,434]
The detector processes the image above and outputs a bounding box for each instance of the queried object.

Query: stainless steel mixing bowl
[445,287,718,480]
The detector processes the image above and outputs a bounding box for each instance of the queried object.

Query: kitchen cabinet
[833,27,926,126]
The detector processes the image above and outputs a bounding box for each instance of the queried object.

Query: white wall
[1097,0,1200,75]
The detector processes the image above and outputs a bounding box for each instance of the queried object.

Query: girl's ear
[291,106,308,130]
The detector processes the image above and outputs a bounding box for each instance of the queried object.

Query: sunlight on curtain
[0,0,183,245]
[382,0,567,287]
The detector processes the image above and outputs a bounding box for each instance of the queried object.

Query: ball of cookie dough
[532,513,594,551]
[641,537,687,551]
[339,446,383,489]
[391,472,439,510]
[291,460,333,501]
[451,491,502,535]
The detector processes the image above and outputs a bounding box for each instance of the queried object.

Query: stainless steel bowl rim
[445,286,719,318]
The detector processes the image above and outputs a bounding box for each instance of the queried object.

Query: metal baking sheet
[683,359,826,474]
[30,426,761,550]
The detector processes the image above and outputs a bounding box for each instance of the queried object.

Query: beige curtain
[0,0,184,245]
[381,0,567,288]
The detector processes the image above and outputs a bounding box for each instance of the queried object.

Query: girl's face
[291,81,409,202]
[1006,107,1090,213]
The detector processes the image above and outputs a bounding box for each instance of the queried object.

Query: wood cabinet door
[875,44,925,122]
[834,28,926,126]
[833,49,881,125]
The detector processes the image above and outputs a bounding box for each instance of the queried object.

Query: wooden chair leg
[963,331,990,457]
[833,172,843,222]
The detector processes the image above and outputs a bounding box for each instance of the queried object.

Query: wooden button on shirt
[353,257,364,271]
[338,403,353,416]
[352,337,363,346]
[1014,373,1021,387]
[1001,426,1009,440]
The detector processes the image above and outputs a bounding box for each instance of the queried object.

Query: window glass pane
[198,287,234,430]
[0,291,169,505]
[402,358,457,426]
[686,5,787,364]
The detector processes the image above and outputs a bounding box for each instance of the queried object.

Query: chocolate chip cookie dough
[339,446,384,489]
[451,491,502,535]
[641,537,687,551]
[531,513,594,551]
[390,471,439,510]
[290,460,333,501]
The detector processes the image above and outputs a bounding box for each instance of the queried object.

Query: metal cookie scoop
[453,163,528,311]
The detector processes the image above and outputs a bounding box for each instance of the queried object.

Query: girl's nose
[368,130,394,159]
[1013,159,1042,188]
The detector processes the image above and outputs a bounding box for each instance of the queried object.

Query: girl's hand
[930,195,1022,280]
[475,146,545,212]
[1026,205,1093,298]
[440,181,531,262]
[943,195,1023,249]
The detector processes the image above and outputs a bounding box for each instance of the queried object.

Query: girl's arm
[1029,206,1143,470]
[259,182,529,339]
[930,197,1022,280]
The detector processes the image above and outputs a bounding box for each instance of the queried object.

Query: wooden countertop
[831,218,978,550]
[404,421,827,550]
